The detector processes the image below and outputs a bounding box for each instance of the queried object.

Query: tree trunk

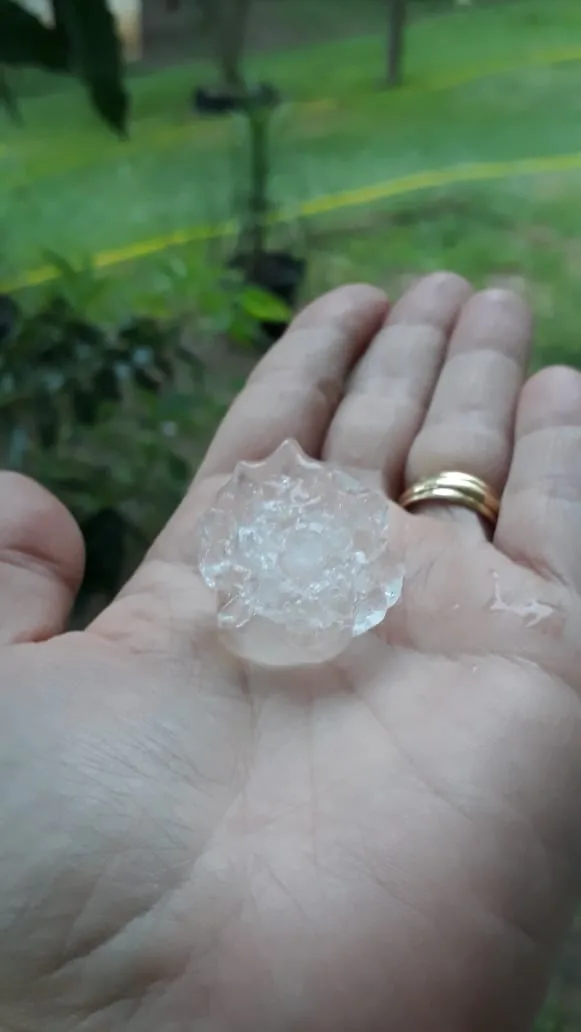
[386,0,408,88]
[215,0,252,93]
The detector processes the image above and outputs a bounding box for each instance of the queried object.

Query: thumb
[0,473,84,644]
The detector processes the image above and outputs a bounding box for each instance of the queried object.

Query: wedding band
[398,471,500,528]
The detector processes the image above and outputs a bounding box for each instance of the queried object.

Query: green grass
[305,173,581,372]
[6,61,581,272]
[55,171,581,375]
[2,0,581,279]
[3,0,581,375]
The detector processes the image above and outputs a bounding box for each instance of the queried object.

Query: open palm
[1,273,581,1032]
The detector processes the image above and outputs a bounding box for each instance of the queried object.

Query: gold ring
[398,471,500,529]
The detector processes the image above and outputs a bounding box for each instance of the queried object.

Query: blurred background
[0,2,580,1025]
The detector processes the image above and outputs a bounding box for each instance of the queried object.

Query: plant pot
[193,81,281,116]
[233,249,307,350]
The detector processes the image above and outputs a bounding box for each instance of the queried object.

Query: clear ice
[194,439,403,667]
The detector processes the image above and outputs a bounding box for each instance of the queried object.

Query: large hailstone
[193,439,403,667]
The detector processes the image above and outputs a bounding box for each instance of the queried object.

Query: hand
[1,273,580,1032]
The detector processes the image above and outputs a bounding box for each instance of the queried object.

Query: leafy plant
[0,1,67,70]
[0,0,127,133]
[53,0,127,133]
[0,249,286,610]
[239,285,291,325]
[226,93,306,346]
[0,290,207,603]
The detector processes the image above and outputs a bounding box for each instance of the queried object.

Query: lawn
[2,0,581,398]
[3,0,581,365]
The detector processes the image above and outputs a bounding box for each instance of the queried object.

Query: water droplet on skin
[488,575,555,628]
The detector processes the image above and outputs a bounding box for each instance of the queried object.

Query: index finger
[99,285,387,616]
[196,284,387,481]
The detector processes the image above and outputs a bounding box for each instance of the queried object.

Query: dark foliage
[52,0,128,134]
[0,0,68,70]
[0,294,201,603]
[0,0,128,133]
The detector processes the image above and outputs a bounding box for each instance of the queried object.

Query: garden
[2,1,581,1022]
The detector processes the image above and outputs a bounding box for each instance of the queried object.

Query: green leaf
[0,1,68,71]
[51,0,128,135]
[239,285,291,323]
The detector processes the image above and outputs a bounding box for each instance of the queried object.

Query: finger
[0,473,84,644]
[405,289,532,534]
[94,286,388,623]
[324,272,472,495]
[495,365,581,590]
[197,284,388,481]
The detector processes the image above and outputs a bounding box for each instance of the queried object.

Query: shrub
[0,260,278,614]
